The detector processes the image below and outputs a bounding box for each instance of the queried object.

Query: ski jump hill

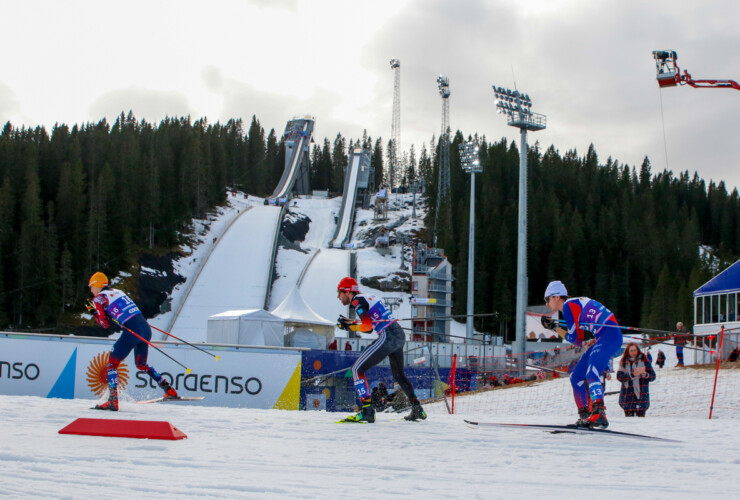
[301,148,372,321]
[329,148,372,249]
[168,117,314,342]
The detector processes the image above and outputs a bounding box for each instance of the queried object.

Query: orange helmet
[337,277,359,292]
[88,272,108,288]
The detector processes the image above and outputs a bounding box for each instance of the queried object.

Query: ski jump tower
[436,75,451,215]
[270,116,315,201]
[389,58,401,192]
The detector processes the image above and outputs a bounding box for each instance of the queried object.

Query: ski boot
[574,406,590,426]
[341,401,375,423]
[159,379,179,399]
[404,402,427,422]
[94,387,119,411]
[581,400,609,429]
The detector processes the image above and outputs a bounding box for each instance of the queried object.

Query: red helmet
[337,277,359,292]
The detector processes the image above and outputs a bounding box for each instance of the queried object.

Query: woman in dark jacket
[617,342,657,417]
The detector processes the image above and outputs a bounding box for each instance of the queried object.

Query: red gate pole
[709,326,725,419]
[450,353,457,414]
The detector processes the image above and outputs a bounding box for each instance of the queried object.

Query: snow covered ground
[34,190,739,498]
[1,387,738,499]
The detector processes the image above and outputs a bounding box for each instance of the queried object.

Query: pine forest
[1,113,739,339]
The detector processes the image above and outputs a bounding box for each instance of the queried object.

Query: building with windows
[410,244,453,342]
[693,259,740,362]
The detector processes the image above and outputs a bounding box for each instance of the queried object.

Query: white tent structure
[206,309,285,346]
[272,287,335,349]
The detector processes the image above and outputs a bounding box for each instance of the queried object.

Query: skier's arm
[349,296,374,333]
[92,295,110,329]
[562,303,585,346]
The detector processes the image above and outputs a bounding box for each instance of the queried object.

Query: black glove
[337,315,353,331]
[85,298,96,312]
[541,316,558,331]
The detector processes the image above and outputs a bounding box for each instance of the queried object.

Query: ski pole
[622,335,716,354]
[525,363,567,375]
[149,323,220,360]
[553,318,738,337]
[553,319,719,353]
[110,318,192,374]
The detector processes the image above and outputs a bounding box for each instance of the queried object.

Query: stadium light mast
[437,75,451,207]
[389,58,401,192]
[459,141,481,341]
[492,85,546,375]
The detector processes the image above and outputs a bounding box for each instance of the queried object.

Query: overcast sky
[2,0,739,191]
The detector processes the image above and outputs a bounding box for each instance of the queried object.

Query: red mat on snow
[59,418,187,440]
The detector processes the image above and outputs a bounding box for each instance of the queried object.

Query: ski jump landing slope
[329,151,362,248]
[299,248,351,323]
[169,205,282,342]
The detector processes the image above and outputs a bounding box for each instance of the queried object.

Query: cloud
[202,66,375,142]
[354,0,740,189]
[88,87,194,125]
[249,0,298,10]
[0,81,21,125]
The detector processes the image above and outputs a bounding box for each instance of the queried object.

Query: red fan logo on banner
[85,352,129,396]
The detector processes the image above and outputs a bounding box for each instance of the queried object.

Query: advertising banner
[0,333,302,409]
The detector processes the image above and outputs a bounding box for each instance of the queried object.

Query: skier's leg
[344,330,395,422]
[351,330,394,400]
[127,316,177,397]
[584,329,622,403]
[95,335,134,410]
[569,347,591,410]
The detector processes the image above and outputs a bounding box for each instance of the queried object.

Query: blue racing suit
[562,297,622,409]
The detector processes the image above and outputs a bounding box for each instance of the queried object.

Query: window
[704,296,711,324]
[729,293,737,322]
[720,294,727,322]
[711,295,719,323]
[695,296,703,324]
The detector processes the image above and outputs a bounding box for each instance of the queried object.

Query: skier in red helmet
[336,276,426,423]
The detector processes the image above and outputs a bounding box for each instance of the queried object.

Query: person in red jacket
[87,272,178,410]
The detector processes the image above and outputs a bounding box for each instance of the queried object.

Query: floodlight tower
[389,58,401,192]
[492,85,546,375]
[459,141,481,341]
[437,75,451,204]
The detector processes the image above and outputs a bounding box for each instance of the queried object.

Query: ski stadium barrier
[0,332,302,409]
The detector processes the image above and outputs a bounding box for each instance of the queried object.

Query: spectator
[656,349,666,369]
[616,342,656,417]
[370,387,386,411]
[345,341,352,351]
[377,381,389,402]
[729,347,739,362]
[387,382,410,411]
[675,322,690,367]
[328,339,338,350]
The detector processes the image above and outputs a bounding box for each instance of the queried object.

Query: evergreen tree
[331,134,347,193]
[372,138,384,188]
[18,167,45,325]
